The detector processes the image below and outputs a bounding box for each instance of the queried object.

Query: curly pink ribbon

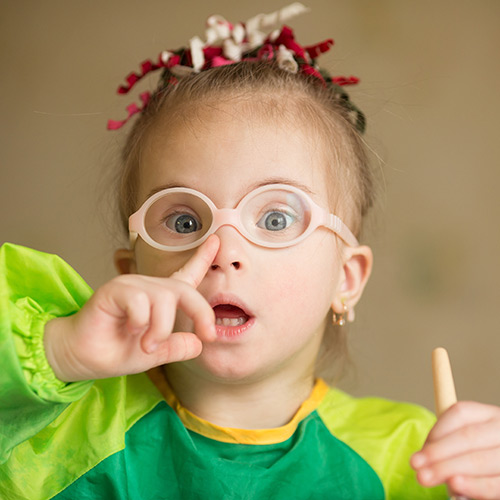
[107,92,151,130]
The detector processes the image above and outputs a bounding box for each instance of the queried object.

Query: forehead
[138,100,333,205]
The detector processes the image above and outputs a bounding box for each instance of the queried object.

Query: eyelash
[161,209,201,231]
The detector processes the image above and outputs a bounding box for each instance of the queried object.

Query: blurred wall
[1,0,499,410]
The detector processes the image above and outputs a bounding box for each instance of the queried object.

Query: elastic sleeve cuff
[11,297,93,402]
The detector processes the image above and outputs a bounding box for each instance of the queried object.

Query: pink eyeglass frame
[129,184,359,251]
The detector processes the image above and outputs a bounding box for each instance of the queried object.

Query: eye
[165,213,202,234]
[257,211,295,231]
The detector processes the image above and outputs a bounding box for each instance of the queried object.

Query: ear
[114,248,137,275]
[331,245,373,321]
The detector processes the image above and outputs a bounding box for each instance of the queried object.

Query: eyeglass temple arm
[129,231,138,249]
[327,214,359,247]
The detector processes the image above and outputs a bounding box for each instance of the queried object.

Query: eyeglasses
[129,184,359,251]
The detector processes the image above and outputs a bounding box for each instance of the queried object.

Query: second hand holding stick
[432,347,469,500]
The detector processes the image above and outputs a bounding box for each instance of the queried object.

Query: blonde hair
[116,61,375,382]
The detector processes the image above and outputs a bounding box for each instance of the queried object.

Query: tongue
[213,304,248,319]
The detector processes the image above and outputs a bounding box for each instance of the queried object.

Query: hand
[43,236,220,382]
[411,401,500,499]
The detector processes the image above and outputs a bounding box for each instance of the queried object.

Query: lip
[208,293,255,339]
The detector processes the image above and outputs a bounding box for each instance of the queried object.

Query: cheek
[134,244,196,277]
[257,242,340,312]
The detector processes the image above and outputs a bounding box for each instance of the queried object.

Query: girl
[1,4,500,499]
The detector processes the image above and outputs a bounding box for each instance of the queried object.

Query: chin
[191,347,271,384]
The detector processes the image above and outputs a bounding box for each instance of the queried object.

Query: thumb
[171,235,220,288]
[154,332,204,364]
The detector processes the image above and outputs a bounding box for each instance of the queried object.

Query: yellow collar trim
[147,368,329,445]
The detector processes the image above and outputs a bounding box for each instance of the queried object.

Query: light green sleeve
[0,243,94,463]
[318,388,448,499]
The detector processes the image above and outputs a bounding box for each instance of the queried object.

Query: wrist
[43,316,78,382]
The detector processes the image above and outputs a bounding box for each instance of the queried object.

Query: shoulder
[1,242,75,273]
[317,386,436,471]
[317,386,447,499]
[318,386,437,435]
[0,243,92,312]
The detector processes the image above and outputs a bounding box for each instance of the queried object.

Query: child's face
[128,103,355,383]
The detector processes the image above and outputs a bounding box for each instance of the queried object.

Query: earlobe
[114,248,137,275]
[331,245,373,321]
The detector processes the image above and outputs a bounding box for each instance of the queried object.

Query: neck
[163,363,316,429]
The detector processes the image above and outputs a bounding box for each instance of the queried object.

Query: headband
[108,3,365,133]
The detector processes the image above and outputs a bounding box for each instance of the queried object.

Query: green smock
[0,243,447,499]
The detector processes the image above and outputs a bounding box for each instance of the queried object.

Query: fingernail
[419,468,433,484]
[411,452,426,468]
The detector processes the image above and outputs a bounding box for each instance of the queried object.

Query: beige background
[1,0,499,411]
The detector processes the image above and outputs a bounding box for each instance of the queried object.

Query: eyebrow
[145,177,316,201]
[146,183,187,199]
[250,177,316,195]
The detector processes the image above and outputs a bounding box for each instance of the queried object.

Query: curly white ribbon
[245,2,309,47]
[206,15,232,43]
[276,44,299,73]
[185,3,309,73]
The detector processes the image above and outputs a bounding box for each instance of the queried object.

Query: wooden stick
[432,347,468,500]
[432,347,458,416]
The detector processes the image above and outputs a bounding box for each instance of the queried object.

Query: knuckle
[447,475,469,497]
[469,450,486,470]
[422,444,440,463]
[460,424,478,442]
[100,276,135,297]
[171,274,193,289]
[125,287,149,307]
[453,476,500,500]
[131,293,151,316]
[453,400,471,418]
[482,477,500,499]
[172,266,192,283]
[111,274,136,286]
[159,288,177,306]
[136,289,150,303]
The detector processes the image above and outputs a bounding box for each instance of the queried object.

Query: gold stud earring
[332,303,348,327]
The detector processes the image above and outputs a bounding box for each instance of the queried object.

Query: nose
[210,225,247,272]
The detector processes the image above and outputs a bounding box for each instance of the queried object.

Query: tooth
[215,317,247,327]
[215,316,246,326]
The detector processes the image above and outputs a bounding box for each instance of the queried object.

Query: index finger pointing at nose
[171,235,220,288]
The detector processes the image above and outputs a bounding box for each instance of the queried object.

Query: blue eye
[166,214,202,234]
[258,211,294,231]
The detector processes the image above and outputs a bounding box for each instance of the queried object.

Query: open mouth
[213,304,250,327]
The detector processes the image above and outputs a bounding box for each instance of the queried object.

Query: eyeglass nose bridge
[209,208,247,239]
